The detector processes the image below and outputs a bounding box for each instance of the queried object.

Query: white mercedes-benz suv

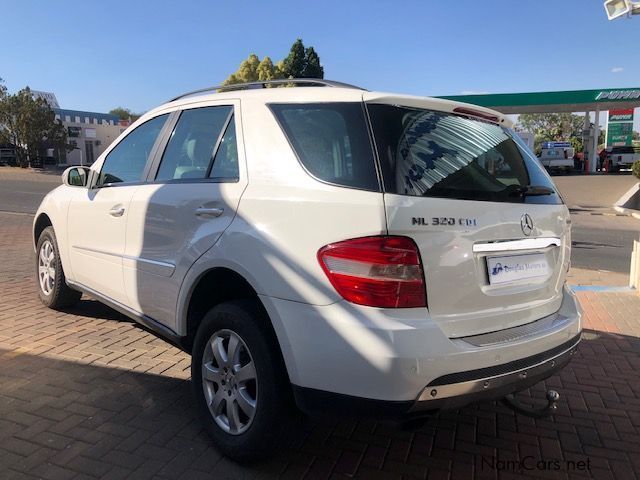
[34,79,581,460]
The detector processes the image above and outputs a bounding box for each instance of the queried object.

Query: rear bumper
[410,333,579,412]
[261,284,582,409]
[293,333,579,418]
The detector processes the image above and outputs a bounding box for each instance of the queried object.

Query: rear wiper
[508,185,555,197]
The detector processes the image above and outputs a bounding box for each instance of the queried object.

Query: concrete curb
[614,182,640,219]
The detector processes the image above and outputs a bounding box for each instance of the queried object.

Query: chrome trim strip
[473,237,561,253]
[415,338,579,404]
[454,313,572,347]
[72,245,175,277]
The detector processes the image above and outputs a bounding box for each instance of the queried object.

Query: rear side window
[98,114,168,186]
[270,103,379,191]
[156,106,233,181]
[368,104,561,204]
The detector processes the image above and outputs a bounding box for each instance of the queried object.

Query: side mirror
[62,166,91,187]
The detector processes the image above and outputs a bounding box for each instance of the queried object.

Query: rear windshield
[269,103,379,191]
[368,104,562,204]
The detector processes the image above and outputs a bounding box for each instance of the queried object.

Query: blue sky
[1,0,639,124]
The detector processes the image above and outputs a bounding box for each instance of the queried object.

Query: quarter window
[97,114,168,186]
[155,106,233,181]
[270,103,379,191]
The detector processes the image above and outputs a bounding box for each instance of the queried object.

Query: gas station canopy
[437,87,640,114]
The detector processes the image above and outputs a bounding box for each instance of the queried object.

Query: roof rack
[168,78,366,103]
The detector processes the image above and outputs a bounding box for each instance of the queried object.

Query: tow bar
[502,390,560,418]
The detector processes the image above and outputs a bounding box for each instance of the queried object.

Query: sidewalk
[0,166,64,184]
[1,211,640,479]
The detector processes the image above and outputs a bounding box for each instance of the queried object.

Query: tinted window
[270,103,379,191]
[156,106,232,181]
[368,104,561,204]
[98,114,167,186]
[209,119,239,180]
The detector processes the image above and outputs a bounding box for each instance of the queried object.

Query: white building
[53,108,127,166]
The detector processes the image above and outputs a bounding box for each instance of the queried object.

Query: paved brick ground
[1,211,640,479]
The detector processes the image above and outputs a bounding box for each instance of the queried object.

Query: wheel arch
[33,212,53,250]
[180,266,294,385]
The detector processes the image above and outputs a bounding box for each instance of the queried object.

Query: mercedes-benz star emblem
[521,213,533,236]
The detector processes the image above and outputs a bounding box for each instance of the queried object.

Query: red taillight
[452,107,500,123]
[317,236,427,308]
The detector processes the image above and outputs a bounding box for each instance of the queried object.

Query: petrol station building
[438,88,640,173]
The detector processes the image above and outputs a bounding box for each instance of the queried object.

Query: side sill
[67,280,188,352]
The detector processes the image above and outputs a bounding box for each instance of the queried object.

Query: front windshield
[367,104,562,204]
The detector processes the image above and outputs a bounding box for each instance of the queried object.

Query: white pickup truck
[538,142,574,173]
[605,146,640,172]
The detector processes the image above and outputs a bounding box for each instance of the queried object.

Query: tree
[302,46,324,78]
[108,107,140,122]
[281,39,306,79]
[518,113,586,155]
[0,86,71,167]
[223,54,283,85]
[222,39,324,86]
[256,56,277,81]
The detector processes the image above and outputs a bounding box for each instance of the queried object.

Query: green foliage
[222,39,324,86]
[281,39,306,78]
[108,107,140,122]
[0,86,71,167]
[302,46,324,79]
[223,54,284,85]
[518,113,586,155]
[633,160,640,180]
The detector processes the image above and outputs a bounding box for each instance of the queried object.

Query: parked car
[0,147,16,166]
[604,145,640,172]
[538,142,575,173]
[33,79,581,460]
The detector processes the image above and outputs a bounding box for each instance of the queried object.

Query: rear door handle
[108,206,125,217]
[195,207,224,218]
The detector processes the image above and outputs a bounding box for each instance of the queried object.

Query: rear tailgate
[365,95,571,338]
[384,195,569,337]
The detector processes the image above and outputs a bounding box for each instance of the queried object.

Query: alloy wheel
[38,240,56,296]
[202,329,258,435]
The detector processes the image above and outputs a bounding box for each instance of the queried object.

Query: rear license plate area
[486,253,551,285]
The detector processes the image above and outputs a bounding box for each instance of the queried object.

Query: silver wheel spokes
[202,329,257,435]
[38,240,55,296]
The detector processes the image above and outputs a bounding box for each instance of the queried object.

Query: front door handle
[195,207,224,218]
[108,206,125,217]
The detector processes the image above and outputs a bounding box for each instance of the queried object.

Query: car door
[122,101,247,330]
[66,114,169,305]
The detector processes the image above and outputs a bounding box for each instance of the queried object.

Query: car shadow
[1,326,637,477]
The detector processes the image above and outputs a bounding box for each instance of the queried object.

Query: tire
[191,300,294,462]
[36,226,82,309]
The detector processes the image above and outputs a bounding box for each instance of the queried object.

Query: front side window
[97,114,168,186]
[368,104,561,204]
[270,103,379,191]
[155,106,233,181]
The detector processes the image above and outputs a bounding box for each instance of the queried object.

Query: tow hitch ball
[502,390,560,418]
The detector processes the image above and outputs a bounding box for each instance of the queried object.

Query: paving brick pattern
[1,211,640,479]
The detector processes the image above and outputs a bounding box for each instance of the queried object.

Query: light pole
[604,0,640,20]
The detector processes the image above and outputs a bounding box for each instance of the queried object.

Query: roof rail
[168,78,366,103]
